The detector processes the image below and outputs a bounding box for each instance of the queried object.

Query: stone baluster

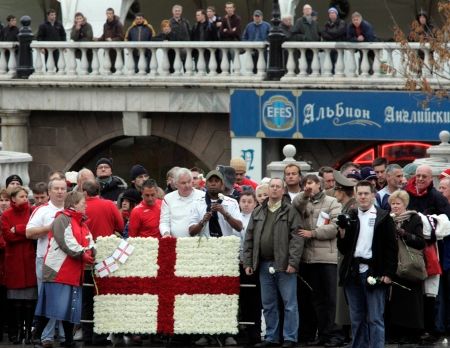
[346,49,357,77]
[360,49,370,77]
[173,48,182,75]
[372,49,381,77]
[311,48,320,76]
[91,49,100,75]
[66,48,77,76]
[335,49,344,76]
[284,48,295,77]
[56,49,66,75]
[185,48,193,76]
[149,48,158,77]
[322,48,332,77]
[79,48,89,75]
[208,48,217,76]
[197,48,206,76]
[233,48,241,75]
[244,49,254,76]
[103,48,112,75]
[298,49,308,76]
[46,49,56,74]
[114,49,124,75]
[386,48,396,76]
[124,48,135,75]
[34,49,43,75]
[0,49,7,75]
[220,48,230,76]
[138,48,147,75]
[256,48,266,77]
[7,49,17,76]
[160,48,170,76]
[423,48,432,78]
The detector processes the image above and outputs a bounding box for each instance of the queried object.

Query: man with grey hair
[375,164,404,211]
[170,5,191,41]
[160,168,205,238]
[75,168,95,192]
[165,166,180,194]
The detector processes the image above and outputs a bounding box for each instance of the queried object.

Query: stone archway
[28,110,230,185]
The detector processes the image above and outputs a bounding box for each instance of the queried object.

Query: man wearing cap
[242,10,271,41]
[360,167,377,188]
[95,158,127,202]
[6,174,23,190]
[375,164,404,211]
[80,180,123,345]
[292,174,342,347]
[244,177,303,348]
[230,157,258,190]
[160,168,205,238]
[321,7,346,74]
[189,170,242,238]
[333,170,356,340]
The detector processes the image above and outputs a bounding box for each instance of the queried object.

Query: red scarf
[405,176,430,197]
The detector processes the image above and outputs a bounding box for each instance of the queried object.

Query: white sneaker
[194,336,209,346]
[73,328,83,341]
[224,336,237,346]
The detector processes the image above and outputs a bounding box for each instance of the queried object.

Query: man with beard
[375,164,404,211]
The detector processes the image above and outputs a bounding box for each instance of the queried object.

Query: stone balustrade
[0,41,444,88]
[30,41,267,82]
[281,41,449,87]
[0,42,18,79]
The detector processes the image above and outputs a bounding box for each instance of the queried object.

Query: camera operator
[336,180,397,348]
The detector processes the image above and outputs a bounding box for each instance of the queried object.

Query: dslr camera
[337,213,353,229]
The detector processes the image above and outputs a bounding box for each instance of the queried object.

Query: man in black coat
[337,180,397,348]
[36,9,66,69]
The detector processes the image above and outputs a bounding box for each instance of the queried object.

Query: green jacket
[243,200,304,271]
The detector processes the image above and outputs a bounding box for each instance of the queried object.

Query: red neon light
[353,148,375,164]
[381,142,431,157]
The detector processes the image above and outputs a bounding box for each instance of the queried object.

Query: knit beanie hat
[6,174,23,187]
[130,164,148,181]
[229,157,247,172]
[95,157,113,170]
[328,7,338,15]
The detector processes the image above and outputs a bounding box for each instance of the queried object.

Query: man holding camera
[336,180,397,348]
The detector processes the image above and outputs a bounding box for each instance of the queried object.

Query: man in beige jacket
[293,174,342,347]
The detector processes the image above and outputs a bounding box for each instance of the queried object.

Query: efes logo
[262,95,295,131]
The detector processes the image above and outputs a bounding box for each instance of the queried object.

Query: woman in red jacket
[2,186,36,344]
[33,191,95,348]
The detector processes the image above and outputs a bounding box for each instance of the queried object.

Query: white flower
[269,266,276,274]
[367,276,377,285]
[218,193,225,201]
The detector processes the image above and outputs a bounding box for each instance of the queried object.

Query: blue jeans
[344,271,386,348]
[36,257,65,343]
[259,261,299,343]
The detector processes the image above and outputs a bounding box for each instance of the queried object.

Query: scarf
[405,176,430,197]
[205,193,223,237]
[392,210,417,229]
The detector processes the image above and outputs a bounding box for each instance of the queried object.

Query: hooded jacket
[125,19,155,41]
[99,15,124,41]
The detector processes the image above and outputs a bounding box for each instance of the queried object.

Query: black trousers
[298,263,340,342]
[239,265,262,344]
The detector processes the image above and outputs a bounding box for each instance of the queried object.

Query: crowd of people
[1,154,450,348]
[0,1,437,74]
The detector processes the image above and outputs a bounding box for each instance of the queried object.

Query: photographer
[336,180,397,348]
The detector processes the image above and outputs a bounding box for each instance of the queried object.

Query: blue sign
[230,89,450,141]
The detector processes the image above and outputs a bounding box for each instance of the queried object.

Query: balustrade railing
[0,43,18,79]
[29,41,267,81]
[281,42,449,84]
[0,41,446,87]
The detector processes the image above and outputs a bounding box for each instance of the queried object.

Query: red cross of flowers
[95,237,240,335]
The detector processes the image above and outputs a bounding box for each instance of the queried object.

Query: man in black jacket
[337,180,397,348]
[37,9,66,69]
[321,7,346,74]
